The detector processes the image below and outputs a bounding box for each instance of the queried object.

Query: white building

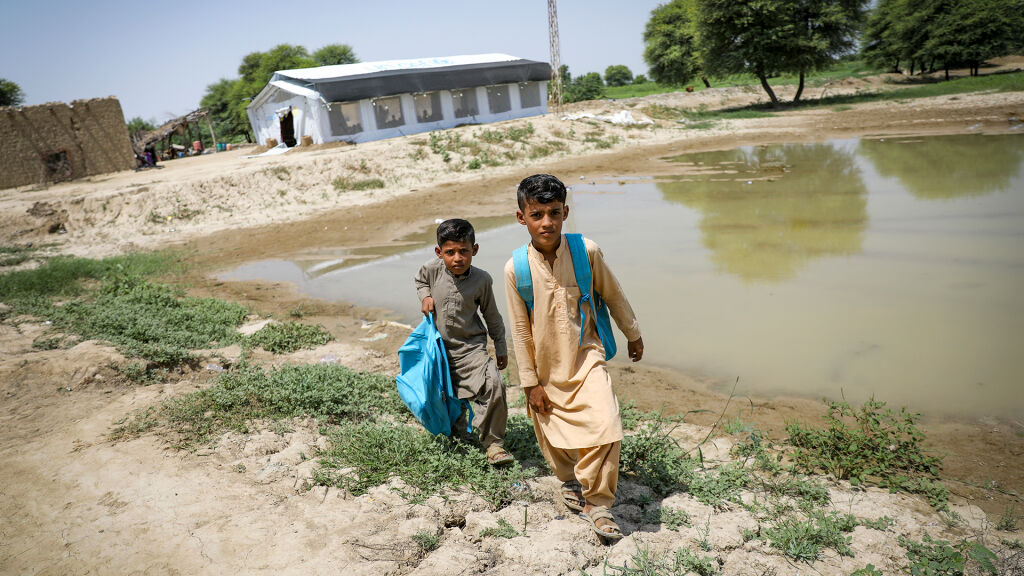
[247,54,551,146]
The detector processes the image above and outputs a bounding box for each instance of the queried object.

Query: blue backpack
[512,233,618,360]
[395,314,472,436]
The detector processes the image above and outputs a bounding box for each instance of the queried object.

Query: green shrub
[480,518,520,539]
[899,534,966,576]
[620,420,699,495]
[315,420,533,508]
[247,321,334,353]
[112,362,403,448]
[763,509,857,562]
[605,544,718,576]
[412,530,440,553]
[50,278,246,366]
[786,399,945,504]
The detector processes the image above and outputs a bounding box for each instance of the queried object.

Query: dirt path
[2,72,1024,574]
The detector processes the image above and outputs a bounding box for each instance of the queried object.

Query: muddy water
[221,134,1024,420]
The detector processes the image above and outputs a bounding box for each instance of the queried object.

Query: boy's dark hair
[436,218,475,246]
[517,173,567,209]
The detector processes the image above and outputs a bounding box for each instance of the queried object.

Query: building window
[451,89,479,118]
[328,101,363,136]
[486,85,511,114]
[373,96,404,129]
[414,92,443,123]
[519,82,541,108]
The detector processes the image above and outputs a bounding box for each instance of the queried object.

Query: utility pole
[548,0,562,110]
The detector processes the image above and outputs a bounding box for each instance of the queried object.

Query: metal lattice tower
[548,0,562,109]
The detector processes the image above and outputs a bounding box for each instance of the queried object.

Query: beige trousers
[534,423,620,508]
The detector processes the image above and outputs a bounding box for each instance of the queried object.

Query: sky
[0,0,665,123]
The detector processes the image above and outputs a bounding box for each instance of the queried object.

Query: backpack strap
[565,233,592,347]
[566,233,618,360]
[512,243,534,313]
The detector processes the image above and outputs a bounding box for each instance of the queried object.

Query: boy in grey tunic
[415,219,513,466]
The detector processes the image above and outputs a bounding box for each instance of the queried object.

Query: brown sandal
[581,505,624,541]
[560,480,585,512]
[486,444,514,467]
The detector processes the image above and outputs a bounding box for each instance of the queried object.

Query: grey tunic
[414,258,507,396]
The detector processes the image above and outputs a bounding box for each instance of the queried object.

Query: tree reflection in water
[858,134,1024,200]
[658,143,868,283]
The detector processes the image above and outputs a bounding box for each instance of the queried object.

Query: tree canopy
[313,44,359,66]
[200,43,360,142]
[643,0,701,86]
[604,65,634,86]
[0,78,25,107]
[863,0,1024,77]
[698,0,867,104]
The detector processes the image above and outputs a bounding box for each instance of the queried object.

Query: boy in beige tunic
[504,174,644,541]
[416,218,513,466]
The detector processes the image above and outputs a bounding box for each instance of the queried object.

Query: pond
[221,134,1024,419]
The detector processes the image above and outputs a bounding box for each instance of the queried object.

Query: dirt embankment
[2,70,1024,575]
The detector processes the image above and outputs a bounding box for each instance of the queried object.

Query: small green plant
[763,509,857,562]
[786,399,945,505]
[723,416,753,435]
[689,463,750,509]
[899,534,965,576]
[859,516,895,531]
[997,504,1020,532]
[412,530,440,553]
[644,506,692,530]
[604,545,718,576]
[850,565,883,576]
[620,418,700,496]
[696,516,713,551]
[480,518,520,539]
[246,321,334,354]
[467,157,482,170]
[332,176,385,192]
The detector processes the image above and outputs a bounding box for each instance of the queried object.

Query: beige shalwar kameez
[504,236,641,507]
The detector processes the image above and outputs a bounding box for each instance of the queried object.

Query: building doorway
[279,110,296,147]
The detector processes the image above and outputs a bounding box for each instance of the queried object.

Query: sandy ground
[3,64,1024,575]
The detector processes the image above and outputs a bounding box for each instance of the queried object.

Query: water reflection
[858,134,1024,200]
[659,142,867,282]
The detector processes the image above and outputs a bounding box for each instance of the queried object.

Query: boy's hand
[628,337,644,362]
[527,385,552,415]
[421,296,434,316]
[496,355,508,370]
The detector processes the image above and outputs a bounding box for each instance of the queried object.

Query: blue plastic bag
[395,314,467,436]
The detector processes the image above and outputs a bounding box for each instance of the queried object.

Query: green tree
[200,44,319,142]
[643,0,703,87]
[0,78,25,107]
[604,65,634,86]
[558,64,572,85]
[697,0,866,104]
[634,74,649,84]
[564,72,605,103]
[313,44,359,66]
[861,0,906,72]
[925,0,1024,77]
[126,116,157,136]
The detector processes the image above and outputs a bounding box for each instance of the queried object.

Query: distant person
[504,174,644,542]
[414,218,514,466]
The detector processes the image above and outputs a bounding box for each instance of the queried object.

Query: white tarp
[561,110,654,126]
